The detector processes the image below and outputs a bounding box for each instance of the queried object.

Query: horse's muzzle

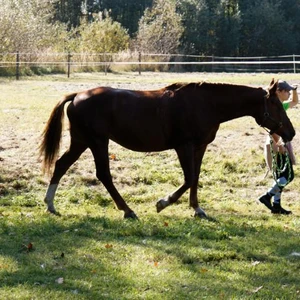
[282,129,295,143]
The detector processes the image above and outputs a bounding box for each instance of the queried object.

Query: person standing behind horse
[259,80,298,214]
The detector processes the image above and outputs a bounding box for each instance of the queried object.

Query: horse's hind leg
[44,139,87,214]
[90,140,138,219]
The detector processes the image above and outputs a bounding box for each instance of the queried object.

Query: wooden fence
[1,52,300,79]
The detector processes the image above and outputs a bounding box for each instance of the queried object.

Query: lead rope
[269,135,292,187]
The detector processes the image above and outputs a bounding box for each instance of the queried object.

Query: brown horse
[40,79,295,219]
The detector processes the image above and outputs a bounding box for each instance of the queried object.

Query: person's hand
[292,84,298,90]
[278,144,287,154]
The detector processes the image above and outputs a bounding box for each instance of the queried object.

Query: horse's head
[260,79,295,142]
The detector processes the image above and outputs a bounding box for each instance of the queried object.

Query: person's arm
[284,86,298,108]
[271,133,287,154]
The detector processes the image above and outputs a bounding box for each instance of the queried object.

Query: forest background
[1,0,300,61]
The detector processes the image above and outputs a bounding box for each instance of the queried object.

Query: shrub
[78,13,130,53]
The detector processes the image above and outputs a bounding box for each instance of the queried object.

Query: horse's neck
[217,92,259,123]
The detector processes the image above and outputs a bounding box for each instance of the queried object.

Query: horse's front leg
[189,145,207,218]
[156,184,191,212]
[189,185,207,218]
[156,143,195,213]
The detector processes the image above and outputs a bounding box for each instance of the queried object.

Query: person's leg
[260,154,294,214]
[270,154,294,214]
[271,188,291,214]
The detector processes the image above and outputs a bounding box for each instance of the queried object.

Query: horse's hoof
[46,209,61,216]
[194,209,207,219]
[124,211,139,220]
[156,199,167,213]
[156,201,163,213]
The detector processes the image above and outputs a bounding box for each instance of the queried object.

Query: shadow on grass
[0,208,299,298]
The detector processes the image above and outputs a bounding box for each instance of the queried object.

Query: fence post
[67,52,72,78]
[293,54,296,73]
[16,51,20,80]
[138,51,142,75]
[104,53,107,75]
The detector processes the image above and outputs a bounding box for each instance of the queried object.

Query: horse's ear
[268,78,278,95]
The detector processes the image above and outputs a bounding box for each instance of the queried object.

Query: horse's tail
[39,93,77,175]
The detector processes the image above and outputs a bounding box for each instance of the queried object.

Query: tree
[87,0,153,36]
[239,0,293,56]
[178,0,211,54]
[178,0,241,56]
[78,13,130,53]
[54,0,153,35]
[54,0,83,28]
[214,0,241,56]
[0,0,58,52]
[278,0,300,54]
[136,0,183,54]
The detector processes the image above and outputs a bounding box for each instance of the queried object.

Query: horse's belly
[110,131,168,152]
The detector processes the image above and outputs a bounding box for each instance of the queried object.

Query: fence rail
[0,52,299,79]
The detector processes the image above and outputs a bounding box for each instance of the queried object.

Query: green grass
[1,72,300,299]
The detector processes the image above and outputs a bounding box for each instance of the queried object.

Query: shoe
[259,193,273,210]
[272,203,292,215]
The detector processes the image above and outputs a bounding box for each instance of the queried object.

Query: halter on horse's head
[260,79,295,142]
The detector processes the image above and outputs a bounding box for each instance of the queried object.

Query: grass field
[1,72,300,299]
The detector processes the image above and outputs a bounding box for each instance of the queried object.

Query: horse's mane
[165,81,252,93]
[165,82,205,92]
